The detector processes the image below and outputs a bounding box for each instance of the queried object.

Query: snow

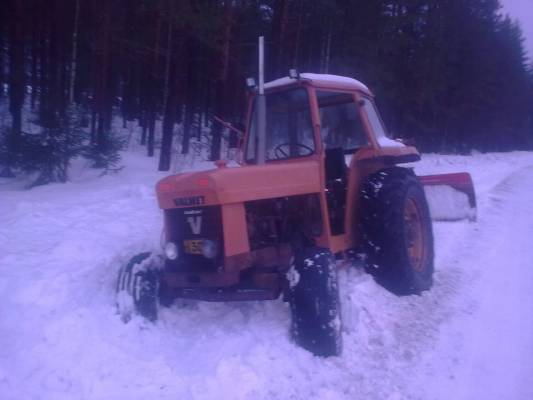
[263,76,295,89]
[377,136,405,148]
[285,266,300,289]
[409,162,533,400]
[264,73,370,92]
[424,185,476,221]
[2,150,533,399]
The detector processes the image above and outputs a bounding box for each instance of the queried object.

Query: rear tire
[359,167,434,295]
[287,247,342,357]
[116,252,161,322]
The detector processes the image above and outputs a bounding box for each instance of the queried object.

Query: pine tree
[1,0,25,177]
[1,0,532,182]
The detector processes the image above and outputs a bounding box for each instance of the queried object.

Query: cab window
[317,91,368,152]
[359,97,387,139]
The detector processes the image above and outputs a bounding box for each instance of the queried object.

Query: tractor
[116,71,475,357]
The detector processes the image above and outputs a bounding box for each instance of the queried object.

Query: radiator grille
[164,206,223,272]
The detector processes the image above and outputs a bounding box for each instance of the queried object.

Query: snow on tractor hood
[156,159,322,209]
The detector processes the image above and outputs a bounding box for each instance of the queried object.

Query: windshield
[360,97,387,139]
[246,88,315,163]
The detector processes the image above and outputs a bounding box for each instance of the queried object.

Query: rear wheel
[116,252,161,322]
[359,167,434,295]
[287,247,342,357]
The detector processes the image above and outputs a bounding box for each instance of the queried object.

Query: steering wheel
[274,142,314,159]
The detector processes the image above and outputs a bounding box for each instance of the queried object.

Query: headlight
[201,239,220,259]
[164,242,179,260]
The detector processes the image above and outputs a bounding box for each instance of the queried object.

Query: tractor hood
[156,160,322,210]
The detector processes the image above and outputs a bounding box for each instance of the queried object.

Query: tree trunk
[272,0,290,76]
[30,13,39,110]
[158,18,177,171]
[161,15,172,122]
[140,111,147,145]
[203,80,210,128]
[147,112,156,157]
[158,104,176,170]
[1,0,25,177]
[210,1,233,161]
[0,8,4,98]
[210,85,224,161]
[95,4,111,152]
[196,105,202,140]
[91,110,97,144]
[324,20,332,73]
[69,0,80,104]
[147,8,162,157]
[180,38,195,154]
[291,0,304,68]
[38,4,48,125]
[182,104,194,155]
[8,0,25,136]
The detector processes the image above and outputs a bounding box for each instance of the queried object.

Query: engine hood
[156,159,322,209]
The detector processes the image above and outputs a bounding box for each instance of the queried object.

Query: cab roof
[264,73,372,96]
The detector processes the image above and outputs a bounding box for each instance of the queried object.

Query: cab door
[312,89,372,252]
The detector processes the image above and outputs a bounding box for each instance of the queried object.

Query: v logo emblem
[187,216,202,235]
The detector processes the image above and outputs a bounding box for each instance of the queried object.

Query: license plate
[183,239,203,255]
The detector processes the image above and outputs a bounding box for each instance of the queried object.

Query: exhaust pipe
[256,36,266,165]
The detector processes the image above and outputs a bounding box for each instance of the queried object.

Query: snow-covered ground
[1,151,533,400]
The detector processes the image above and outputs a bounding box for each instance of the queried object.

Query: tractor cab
[244,73,385,165]
[243,73,420,241]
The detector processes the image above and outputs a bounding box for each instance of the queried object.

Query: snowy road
[1,152,533,400]
[418,164,533,400]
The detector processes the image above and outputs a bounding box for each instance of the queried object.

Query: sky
[500,0,533,61]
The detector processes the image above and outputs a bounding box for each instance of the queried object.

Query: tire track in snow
[410,164,533,400]
[451,165,533,400]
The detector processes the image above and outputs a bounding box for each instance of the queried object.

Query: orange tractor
[116,71,476,357]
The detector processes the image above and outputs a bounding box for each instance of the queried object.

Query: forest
[0,0,532,186]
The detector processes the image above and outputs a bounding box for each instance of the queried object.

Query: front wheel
[359,168,434,295]
[116,252,161,322]
[287,247,342,357]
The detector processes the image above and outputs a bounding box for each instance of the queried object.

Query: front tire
[287,247,342,357]
[359,167,434,295]
[116,252,161,322]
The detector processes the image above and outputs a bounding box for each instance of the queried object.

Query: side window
[360,97,387,139]
[317,91,368,151]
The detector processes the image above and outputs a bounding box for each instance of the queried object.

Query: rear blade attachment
[419,172,477,221]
